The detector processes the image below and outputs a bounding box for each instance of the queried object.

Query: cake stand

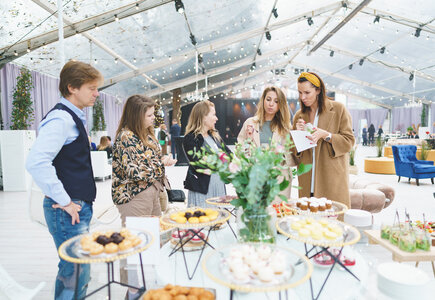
[283,200,348,217]
[160,208,230,279]
[58,230,154,299]
[276,217,360,300]
[202,242,313,299]
[205,196,238,238]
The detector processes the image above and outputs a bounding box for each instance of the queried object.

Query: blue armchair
[392,145,435,186]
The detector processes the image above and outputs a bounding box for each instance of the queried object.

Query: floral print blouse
[112,128,164,205]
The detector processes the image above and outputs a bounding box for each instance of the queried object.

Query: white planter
[349,165,359,175]
[90,131,108,146]
[0,130,36,191]
[418,127,430,139]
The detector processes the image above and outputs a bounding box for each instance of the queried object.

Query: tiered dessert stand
[277,200,361,300]
[202,243,313,300]
[58,230,154,299]
[160,208,230,279]
[205,196,238,238]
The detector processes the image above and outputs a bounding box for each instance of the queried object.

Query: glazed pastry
[291,221,302,231]
[104,242,118,254]
[325,200,332,209]
[96,235,111,246]
[80,235,93,246]
[270,258,286,274]
[118,239,133,251]
[324,230,338,240]
[232,264,250,281]
[250,260,267,275]
[199,216,210,223]
[110,232,124,244]
[89,243,104,255]
[188,217,199,224]
[130,237,142,247]
[299,228,310,237]
[175,216,187,224]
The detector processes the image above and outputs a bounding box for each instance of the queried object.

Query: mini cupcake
[296,200,302,208]
[325,200,332,209]
[300,201,308,211]
[318,203,326,211]
[309,203,319,213]
[257,245,272,260]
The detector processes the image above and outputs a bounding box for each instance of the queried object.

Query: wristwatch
[325,132,332,142]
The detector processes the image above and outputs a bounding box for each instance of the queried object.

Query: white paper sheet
[290,130,317,153]
[126,216,160,265]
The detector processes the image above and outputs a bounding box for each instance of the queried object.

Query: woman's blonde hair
[255,86,291,136]
[97,136,110,150]
[116,95,158,150]
[185,100,221,140]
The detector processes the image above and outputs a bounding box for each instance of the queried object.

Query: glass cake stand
[58,230,154,299]
[202,242,313,299]
[277,216,360,300]
[160,208,230,279]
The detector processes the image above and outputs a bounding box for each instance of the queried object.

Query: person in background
[97,136,112,158]
[170,119,181,159]
[106,135,112,146]
[26,61,102,300]
[362,125,368,146]
[293,72,354,208]
[159,123,168,155]
[183,100,231,207]
[88,135,97,151]
[112,95,176,299]
[378,125,384,138]
[238,86,295,199]
[368,124,376,145]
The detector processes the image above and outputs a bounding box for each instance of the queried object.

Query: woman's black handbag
[167,189,186,203]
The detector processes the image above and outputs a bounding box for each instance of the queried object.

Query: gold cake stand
[202,242,312,299]
[58,229,154,299]
[160,207,230,280]
[205,196,238,238]
[277,216,360,300]
[283,200,348,217]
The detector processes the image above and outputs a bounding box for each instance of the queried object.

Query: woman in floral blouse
[112,95,176,299]
[112,95,176,221]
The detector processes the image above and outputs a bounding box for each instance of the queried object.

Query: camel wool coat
[292,99,355,207]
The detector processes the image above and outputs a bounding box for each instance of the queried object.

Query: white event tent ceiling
[1,0,434,109]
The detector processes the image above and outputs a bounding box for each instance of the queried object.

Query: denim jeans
[43,197,93,300]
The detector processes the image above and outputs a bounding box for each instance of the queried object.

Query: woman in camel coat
[293,72,354,207]
[238,86,295,199]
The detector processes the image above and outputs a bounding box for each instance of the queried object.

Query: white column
[57,0,65,65]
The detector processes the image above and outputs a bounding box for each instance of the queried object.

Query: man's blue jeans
[43,197,93,300]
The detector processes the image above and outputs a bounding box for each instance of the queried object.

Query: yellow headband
[298,72,320,88]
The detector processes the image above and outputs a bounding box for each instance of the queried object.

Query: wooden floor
[0,146,434,299]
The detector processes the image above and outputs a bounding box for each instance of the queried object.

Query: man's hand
[52,201,81,225]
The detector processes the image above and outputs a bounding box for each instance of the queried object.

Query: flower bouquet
[187,135,311,243]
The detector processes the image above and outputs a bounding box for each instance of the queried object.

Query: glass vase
[237,207,276,243]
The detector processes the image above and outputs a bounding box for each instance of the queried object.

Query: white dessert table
[152,224,370,300]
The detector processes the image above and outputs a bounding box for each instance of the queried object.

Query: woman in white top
[237,86,295,198]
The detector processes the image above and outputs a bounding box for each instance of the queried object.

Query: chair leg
[416,179,419,186]
[431,178,434,184]
[397,176,401,183]
[408,178,411,182]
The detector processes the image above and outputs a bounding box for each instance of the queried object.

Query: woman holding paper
[293,72,354,207]
[238,86,295,198]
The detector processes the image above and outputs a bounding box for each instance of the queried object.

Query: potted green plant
[189,136,311,243]
[376,136,384,157]
[90,97,107,145]
[419,141,430,161]
[0,67,36,191]
[349,145,358,175]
